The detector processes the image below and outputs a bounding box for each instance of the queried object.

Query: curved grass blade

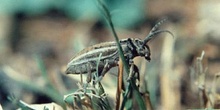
[96,1,146,110]
[96,0,129,74]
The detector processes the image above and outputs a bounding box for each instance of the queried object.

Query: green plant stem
[96,1,146,109]
[96,0,129,75]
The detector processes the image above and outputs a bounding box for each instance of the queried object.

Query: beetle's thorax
[120,38,151,61]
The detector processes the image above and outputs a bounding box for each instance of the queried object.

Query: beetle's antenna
[142,18,174,46]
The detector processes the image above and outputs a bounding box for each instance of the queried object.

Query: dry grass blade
[144,93,153,110]
[196,51,209,108]
[190,51,212,108]
[211,73,220,108]
[116,59,124,110]
[160,25,180,109]
[139,61,153,110]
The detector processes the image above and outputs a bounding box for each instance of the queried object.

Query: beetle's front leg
[127,63,140,87]
[126,38,136,64]
[128,59,134,65]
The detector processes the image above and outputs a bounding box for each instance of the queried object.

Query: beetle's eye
[145,56,151,61]
[145,52,151,61]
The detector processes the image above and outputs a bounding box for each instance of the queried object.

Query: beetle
[65,19,173,82]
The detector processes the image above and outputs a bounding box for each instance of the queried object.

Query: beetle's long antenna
[142,18,174,46]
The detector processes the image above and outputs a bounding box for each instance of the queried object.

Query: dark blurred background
[0,0,219,109]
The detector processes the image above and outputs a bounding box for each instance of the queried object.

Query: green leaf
[130,79,146,110]
[124,98,133,110]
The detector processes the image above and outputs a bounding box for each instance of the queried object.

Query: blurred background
[0,0,219,109]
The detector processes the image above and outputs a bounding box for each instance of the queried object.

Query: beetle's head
[136,42,151,61]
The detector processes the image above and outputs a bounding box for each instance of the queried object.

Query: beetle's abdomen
[66,59,118,74]
[66,42,120,74]
[66,61,97,74]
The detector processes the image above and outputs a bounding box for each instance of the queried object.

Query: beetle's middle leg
[81,62,93,91]
[86,62,93,83]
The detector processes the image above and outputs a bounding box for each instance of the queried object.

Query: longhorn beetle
[65,19,174,83]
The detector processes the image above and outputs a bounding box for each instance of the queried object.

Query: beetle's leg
[80,71,83,85]
[92,72,96,86]
[134,64,140,87]
[126,38,137,64]
[127,63,134,80]
[127,63,140,87]
[95,60,110,84]
[129,59,134,66]
[86,62,92,83]
[83,62,92,92]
